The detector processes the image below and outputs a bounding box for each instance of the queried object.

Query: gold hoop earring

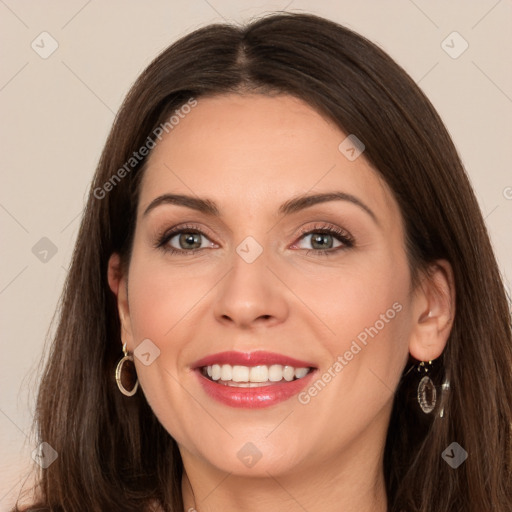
[115,343,139,396]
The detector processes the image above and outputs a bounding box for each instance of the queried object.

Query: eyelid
[295,222,353,241]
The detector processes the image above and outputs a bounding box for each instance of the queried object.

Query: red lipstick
[191,350,316,369]
[192,350,317,409]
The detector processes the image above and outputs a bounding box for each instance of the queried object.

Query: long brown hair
[13,12,512,512]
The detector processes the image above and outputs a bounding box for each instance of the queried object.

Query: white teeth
[220,364,232,381]
[202,363,312,384]
[250,365,268,382]
[232,365,250,382]
[294,367,309,379]
[283,366,294,381]
[211,364,221,380]
[268,364,283,382]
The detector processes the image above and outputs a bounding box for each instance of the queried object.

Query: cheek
[290,246,413,411]
[126,249,210,346]
[125,249,207,441]
[290,256,412,448]
[292,250,411,353]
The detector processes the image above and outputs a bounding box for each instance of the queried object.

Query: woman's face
[112,93,421,477]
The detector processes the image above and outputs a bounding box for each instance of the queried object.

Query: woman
[13,12,512,512]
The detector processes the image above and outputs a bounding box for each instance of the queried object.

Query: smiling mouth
[200,363,314,387]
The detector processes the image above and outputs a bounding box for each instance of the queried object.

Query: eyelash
[154,222,355,257]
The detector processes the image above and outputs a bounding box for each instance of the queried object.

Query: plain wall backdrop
[1,0,511,508]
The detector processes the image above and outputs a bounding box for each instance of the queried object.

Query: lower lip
[195,369,317,408]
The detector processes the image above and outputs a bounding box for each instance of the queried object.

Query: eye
[154,222,354,257]
[292,223,354,256]
[155,224,216,255]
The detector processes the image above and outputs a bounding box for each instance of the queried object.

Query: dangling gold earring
[115,343,139,396]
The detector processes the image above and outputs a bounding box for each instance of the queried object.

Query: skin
[108,93,455,512]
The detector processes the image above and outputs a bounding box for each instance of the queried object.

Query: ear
[408,259,456,362]
[107,253,134,350]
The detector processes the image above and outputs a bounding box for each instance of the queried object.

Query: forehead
[137,93,398,223]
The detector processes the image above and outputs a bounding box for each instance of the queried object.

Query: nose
[212,244,289,330]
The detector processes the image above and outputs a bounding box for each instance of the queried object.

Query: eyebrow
[142,191,378,224]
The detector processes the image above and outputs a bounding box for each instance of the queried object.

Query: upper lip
[191,350,317,369]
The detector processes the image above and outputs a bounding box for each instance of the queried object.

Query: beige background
[1,0,511,508]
